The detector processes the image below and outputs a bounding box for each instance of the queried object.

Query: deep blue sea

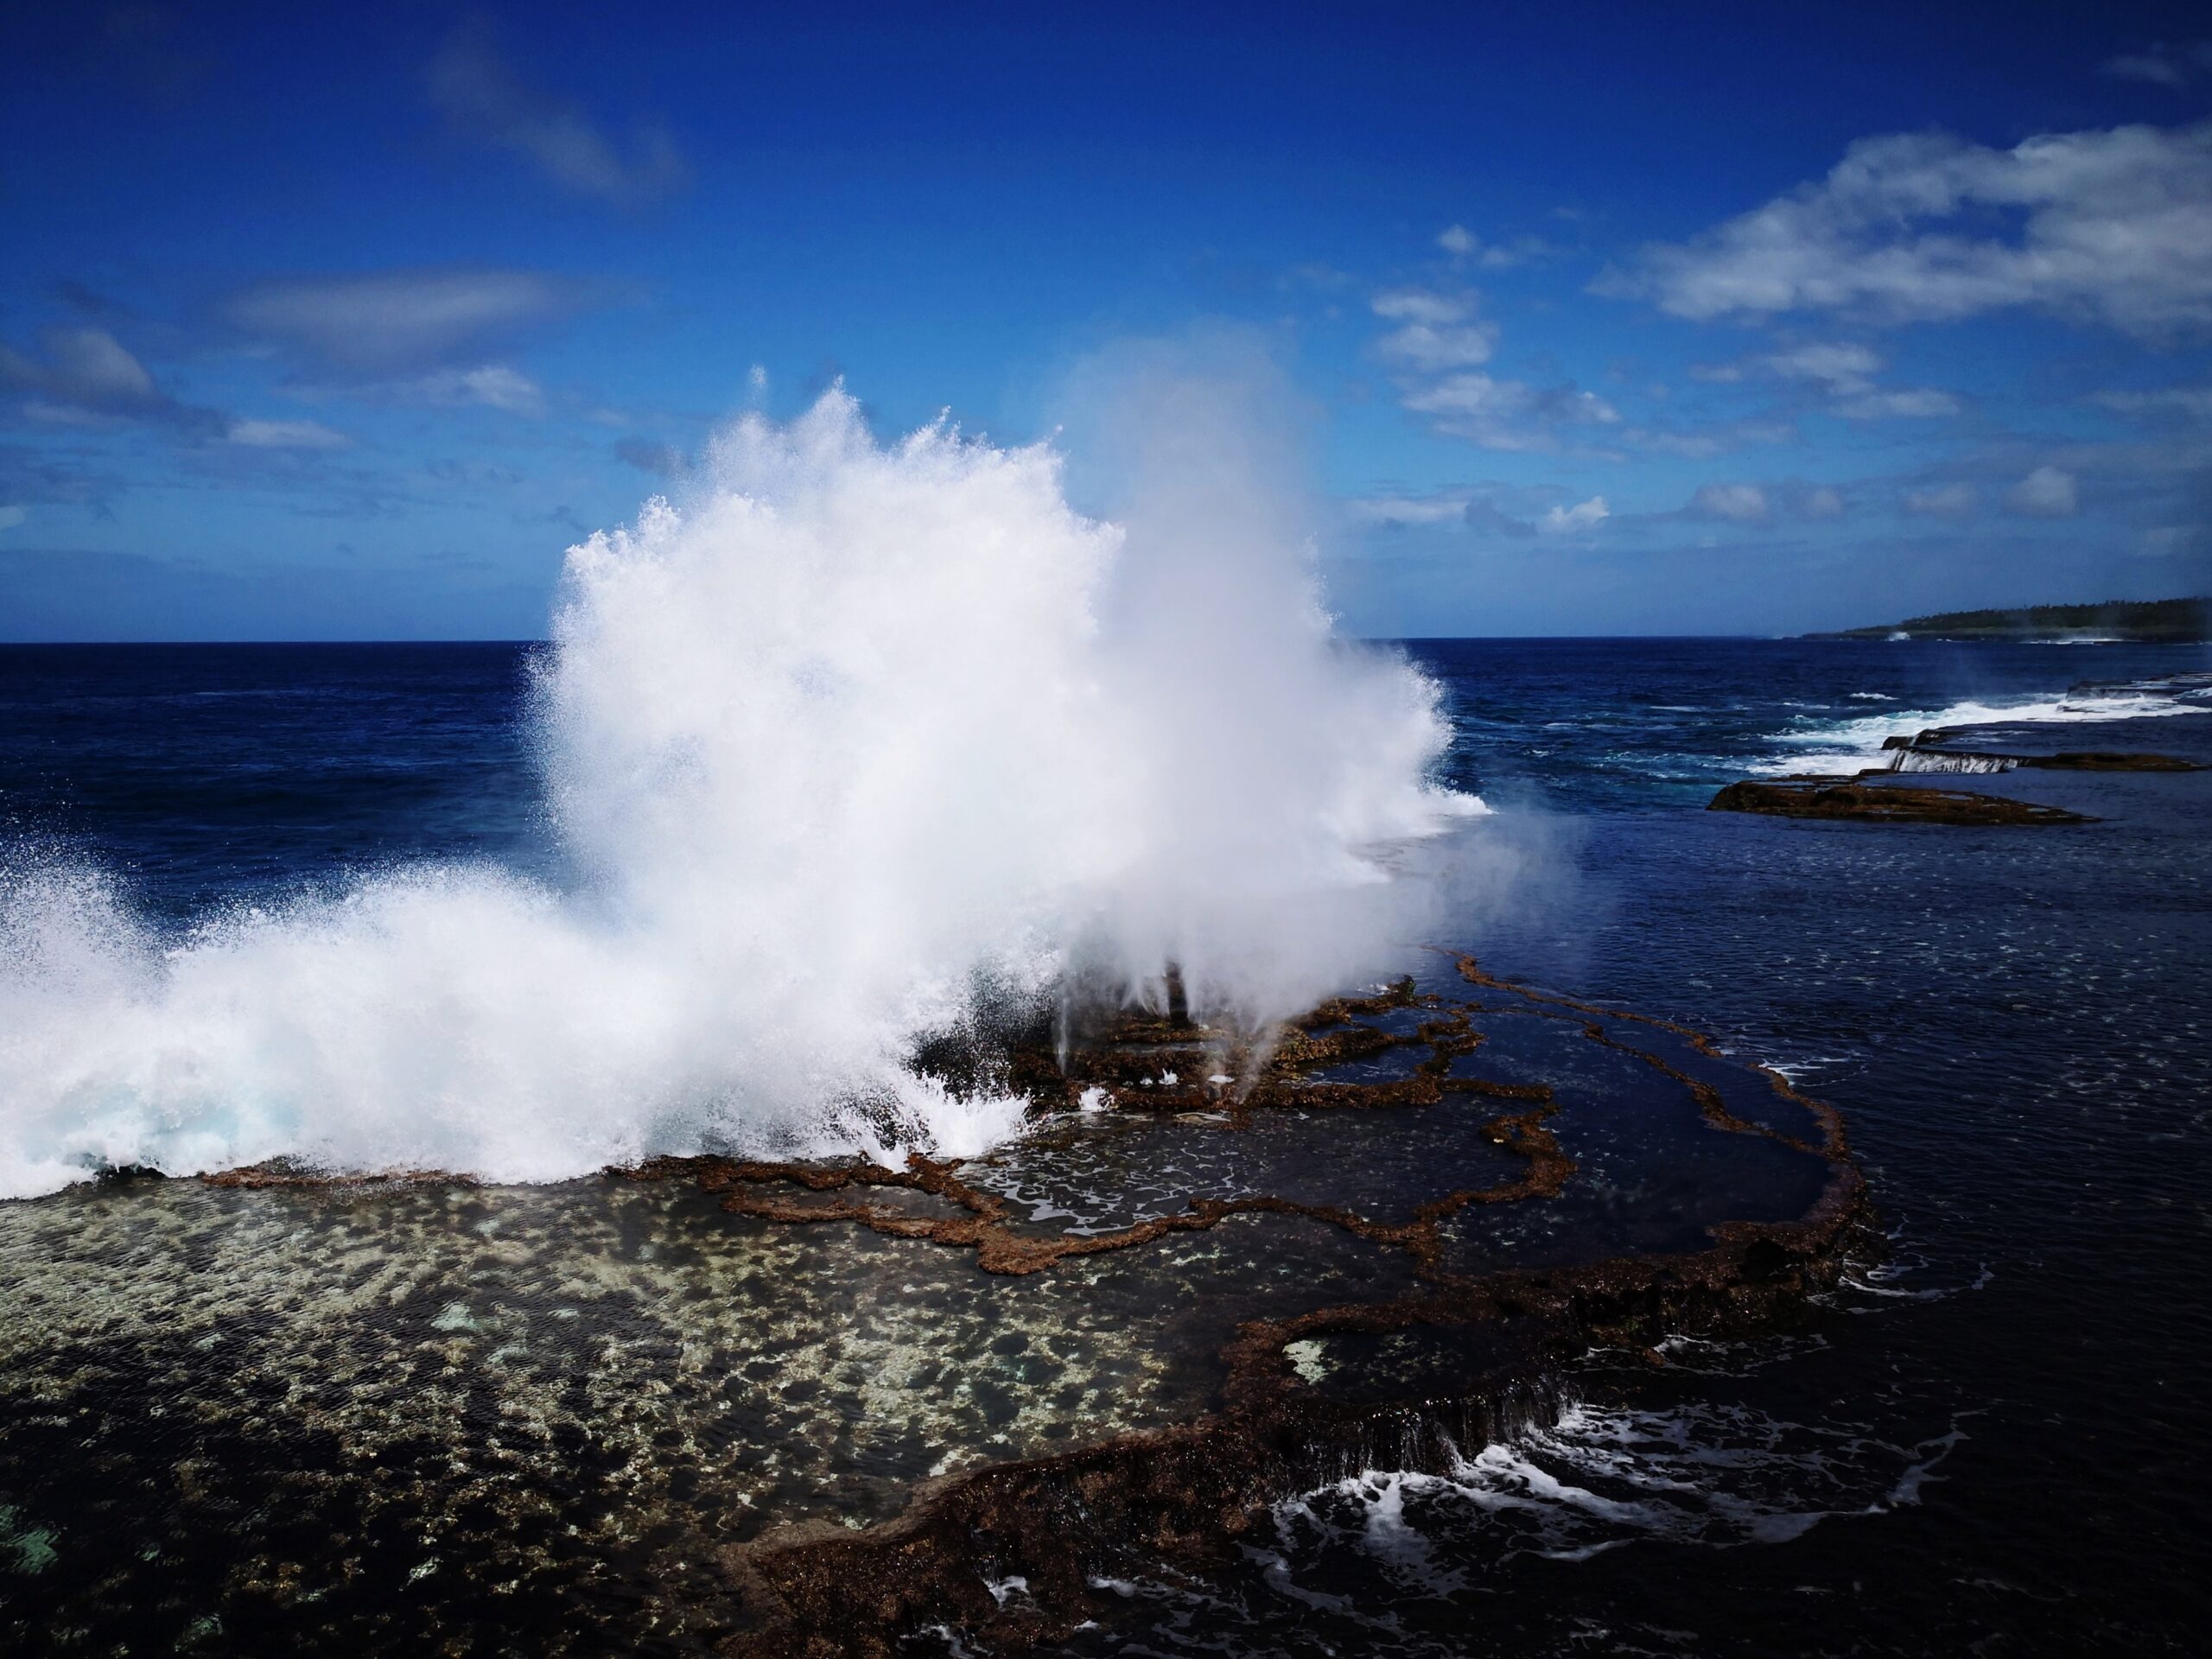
[1,637,2208,1655]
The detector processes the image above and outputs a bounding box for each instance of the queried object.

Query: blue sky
[3,1,2209,639]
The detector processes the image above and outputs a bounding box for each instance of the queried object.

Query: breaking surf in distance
[0,384,1484,1198]
[1751,683,2212,777]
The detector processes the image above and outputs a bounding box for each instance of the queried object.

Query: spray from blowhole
[0,365,1489,1197]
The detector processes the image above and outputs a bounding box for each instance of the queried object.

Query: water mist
[0,380,1484,1198]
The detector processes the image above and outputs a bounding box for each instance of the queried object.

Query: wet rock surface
[1707,779,2093,824]
[1876,741,2200,774]
[0,965,1859,1657]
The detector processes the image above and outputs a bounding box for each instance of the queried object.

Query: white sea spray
[0,385,1484,1197]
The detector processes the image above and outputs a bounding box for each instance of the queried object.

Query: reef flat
[0,963,1860,1657]
[1707,779,2094,824]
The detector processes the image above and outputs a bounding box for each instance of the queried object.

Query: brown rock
[1707,779,2093,824]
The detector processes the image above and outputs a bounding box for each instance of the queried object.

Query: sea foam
[1755,687,2210,776]
[0,388,1480,1198]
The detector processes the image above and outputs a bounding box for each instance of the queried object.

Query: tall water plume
[0,381,1482,1198]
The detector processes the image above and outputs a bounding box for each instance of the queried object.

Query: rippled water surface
[3,637,2209,1655]
[1114,638,2212,1657]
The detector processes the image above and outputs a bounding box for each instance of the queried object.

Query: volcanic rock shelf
[1707,779,2093,825]
[0,963,1860,1659]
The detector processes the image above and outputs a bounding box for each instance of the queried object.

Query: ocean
[0,636,2207,1655]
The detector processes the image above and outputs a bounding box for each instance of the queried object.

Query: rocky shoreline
[0,962,1866,1657]
[714,961,1866,1657]
[1708,687,2204,824]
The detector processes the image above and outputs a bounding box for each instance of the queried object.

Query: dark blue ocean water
[1,638,2208,1655]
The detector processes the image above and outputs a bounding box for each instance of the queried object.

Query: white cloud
[1374,289,1615,449]
[1372,288,1471,326]
[226,418,352,449]
[426,23,685,207]
[1905,481,1977,516]
[1540,495,1609,534]
[1691,482,1770,521]
[1346,490,1563,539]
[2005,465,2078,516]
[412,364,547,416]
[1694,340,1958,419]
[1761,341,1881,393]
[1348,492,1478,526]
[1803,486,1846,518]
[1400,372,1619,449]
[229,269,586,373]
[0,505,24,531]
[1834,388,1962,419]
[1370,289,1499,371]
[1615,122,2212,337]
[1438,224,1477,255]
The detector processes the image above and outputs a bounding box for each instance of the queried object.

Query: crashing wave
[0,387,1482,1198]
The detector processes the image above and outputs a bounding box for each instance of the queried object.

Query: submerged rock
[1707,779,2093,824]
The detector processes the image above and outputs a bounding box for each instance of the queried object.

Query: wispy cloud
[1400,372,1620,450]
[226,269,591,374]
[1348,487,1605,539]
[1436,224,1559,270]
[0,326,222,435]
[1370,289,1618,450]
[426,22,687,207]
[410,364,547,416]
[1905,481,1977,517]
[2102,42,2212,89]
[1621,416,1796,458]
[1608,123,2212,337]
[226,418,352,450]
[1834,389,1961,420]
[1684,480,1855,522]
[1754,342,1882,393]
[1690,482,1770,522]
[2094,380,2212,420]
[1694,340,1961,420]
[2,327,157,408]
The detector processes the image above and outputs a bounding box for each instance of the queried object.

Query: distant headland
[1809,595,2209,643]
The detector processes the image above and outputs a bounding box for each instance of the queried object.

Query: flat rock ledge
[1878,734,2201,772]
[1708,779,2093,825]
